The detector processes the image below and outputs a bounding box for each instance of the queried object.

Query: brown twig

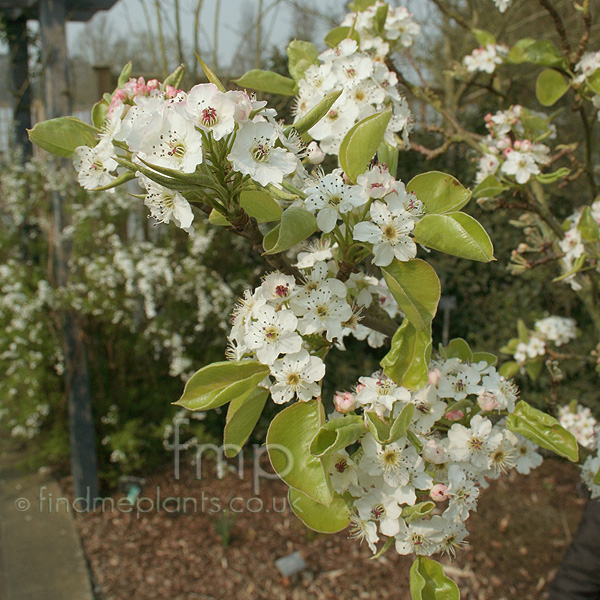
[538,0,571,60]
[574,0,591,64]
[429,0,471,32]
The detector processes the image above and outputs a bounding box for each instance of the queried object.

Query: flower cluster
[463,44,507,74]
[512,316,577,365]
[492,0,511,12]
[475,106,552,185]
[329,358,541,556]
[293,37,412,155]
[559,402,597,450]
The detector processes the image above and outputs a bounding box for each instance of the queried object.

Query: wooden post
[39,0,99,509]
[5,13,32,158]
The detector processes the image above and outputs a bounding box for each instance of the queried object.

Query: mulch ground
[68,456,587,600]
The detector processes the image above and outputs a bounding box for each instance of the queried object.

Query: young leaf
[410,557,460,600]
[91,99,109,129]
[310,415,365,458]
[263,207,317,255]
[324,26,361,48]
[163,64,185,89]
[472,351,498,367]
[402,501,435,524]
[507,401,579,462]
[444,338,473,362]
[377,141,399,178]
[521,39,568,69]
[287,40,319,82]
[413,212,495,263]
[339,109,392,183]
[233,70,297,96]
[175,360,269,411]
[266,399,333,505]
[240,190,282,223]
[223,387,269,457]
[373,3,389,35]
[28,117,98,158]
[536,69,570,106]
[195,53,227,92]
[117,62,132,88]
[472,174,507,199]
[381,320,432,390]
[499,361,520,379]
[389,403,415,443]
[366,412,391,444]
[406,171,472,214]
[289,488,350,533]
[578,206,600,241]
[472,28,496,46]
[290,89,343,135]
[381,259,441,331]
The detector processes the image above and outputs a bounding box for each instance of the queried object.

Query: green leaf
[287,40,319,82]
[517,319,530,343]
[472,351,498,367]
[472,28,496,47]
[233,70,297,96]
[525,357,544,380]
[117,62,132,88]
[266,399,333,504]
[310,415,365,458]
[406,171,472,214]
[381,259,441,330]
[389,403,415,443]
[289,488,350,533]
[175,360,269,411]
[339,109,392,183]
[350,0,377,11]
[91,99,109,129]
[594,465,600,486]
[208,209,230,226]
[324,26,361,48]
[445,338,473,362]
[377,141,399,178]
[241,190,282,223]
[587,69,600,95]
[381,320,432,390]
[263,207,317,254]
[163,64,185,89]
[413,212,495,262]
[195,53,227,92]
[28,116,98,158]
[472,174,508,199]
[402,501,435,524]
[522,39,568,69]
[92,171,136,191]
[536,69,570,106]
[578,206,600,241]
[499,361,520,378]
[366,412,391,444]
[291,89,343,135]
[506,38,537,64]
[410,557,460,600]
[553,253,586,282]
[507,400,579,462]
[223,387,269,458]
[373,3,389,35]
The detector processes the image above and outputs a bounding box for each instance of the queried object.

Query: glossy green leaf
[499,360,520,379]
[117,62,132,88]
[402,501,435,524]
[578,206,600,241]
[267,400,333,504]
[522,39,568,69]
[208,209,230,226]
[506,38,537,64]
[91,99,109,129]
[366,412,391,444]
[472,28,496,47]
[472,174,508,199]
[413,212,494,262]
[389,403,415,443]
[381,259,440,330]
[310,415,365,458]
[410,557,460,600]
[406,171,472,214]
[292,89,343,135]
[339,109,392,183]
[263,207,317,254]
[175,360,269,411]
[324,26,361,48]
[377,141,399,178]
[28,117,98,158]
[381,320,432,390]
[223,387,269,458]
[240,190,282,223]
[233,70,297,96]
[287,40,319,82]
[472,351,498,367]
[536,69,570,106]
[195,53,226,92]
[445,338,473,362]
[507,400,579,462]
[289,488,350,533]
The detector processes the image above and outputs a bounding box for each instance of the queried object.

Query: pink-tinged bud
[517,243,528,253]
[307,141,325,165]
[477,391,500,412]
[503,147,513,158]
[423,439,447,464]
[521,139,532,151]
[430,483,449,502]
[334,391,356,414]
[484,113,492,122]
[147,79,160,91]
[513,140,521,150]
[428,368,441,386]
[165,85,180,99]
[225,90,253,122]
[445,409,464,422]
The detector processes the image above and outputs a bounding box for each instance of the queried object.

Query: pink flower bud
[521,139,532,151]
[423,439,447,464]
[165,85,180,99]
[430,483,449,502]
[147,79,160,91]
[513,140,521,150]
[477,391,500,412]
[445,409,464,422]
[428,368,441,386]
[334,391,356,414]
